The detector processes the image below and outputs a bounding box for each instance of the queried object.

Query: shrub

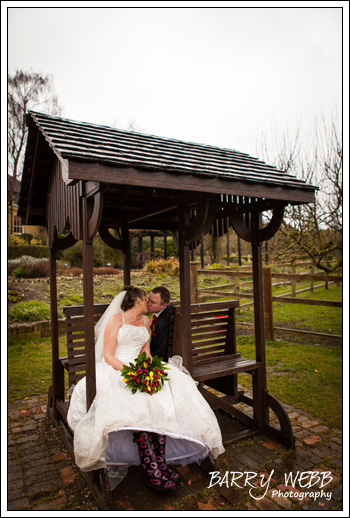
[165,237,178,258]
[144,258,179,276]
[9,300,51,322]
[30,237,43,245]
[12,266,27,278]
[61,241,83,268]
[8,256,49,278]
[61,238,124,268]
[9,234,29,245]
[8,291,24,303]
[206,263,229,269]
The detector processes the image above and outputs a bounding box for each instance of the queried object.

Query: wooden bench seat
[193,355,260,382]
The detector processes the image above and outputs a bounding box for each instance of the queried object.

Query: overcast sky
[4,2,345,158]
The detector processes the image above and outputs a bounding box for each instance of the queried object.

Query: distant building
[8,174,46,243]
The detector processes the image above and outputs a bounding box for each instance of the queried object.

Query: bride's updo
[121,286,146,311]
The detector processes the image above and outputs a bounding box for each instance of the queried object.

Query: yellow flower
[122,378,128,382]
[147,386,151,391]
[149,371,154,378]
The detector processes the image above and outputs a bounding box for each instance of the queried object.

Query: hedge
[8,246,49,260]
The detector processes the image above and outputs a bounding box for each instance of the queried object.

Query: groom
[147,286,172,361]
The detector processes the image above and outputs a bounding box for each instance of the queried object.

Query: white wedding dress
[67,313,224,477]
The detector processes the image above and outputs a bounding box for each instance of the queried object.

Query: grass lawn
[236,283,342,336]
[236,336,342,429]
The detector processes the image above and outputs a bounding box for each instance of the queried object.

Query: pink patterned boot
[133,432,176,492]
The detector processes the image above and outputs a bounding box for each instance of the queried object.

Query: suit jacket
[150,304,173,361]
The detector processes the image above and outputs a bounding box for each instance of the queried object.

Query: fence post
[291,260,296,297]
[325,271,329,290]
[310,262,314,293]
[190,262,199,303]
[263,267,274,340]
[336,266,341,286]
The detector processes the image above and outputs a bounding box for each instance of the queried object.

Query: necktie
[151,314,157,329]
[151,314,157,337]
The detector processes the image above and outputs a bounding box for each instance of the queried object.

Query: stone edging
[8,319,66,339]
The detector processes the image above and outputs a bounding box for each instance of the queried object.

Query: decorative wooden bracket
[85,183,104,241]
[229,205,285,243]
[52,232,77,251]
[98,221,124,251]
[259,205,285,241]
[173,200,216,248]
[185,200,216,242]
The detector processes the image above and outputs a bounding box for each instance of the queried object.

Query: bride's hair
[121,286,146,311]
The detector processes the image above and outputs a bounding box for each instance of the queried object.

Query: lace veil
[94,290,126,363]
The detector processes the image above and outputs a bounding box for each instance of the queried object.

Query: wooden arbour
[18,111,318,508]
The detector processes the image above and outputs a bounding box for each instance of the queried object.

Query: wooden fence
[192,261,342,341]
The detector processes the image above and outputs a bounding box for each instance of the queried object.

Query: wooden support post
[252,212,268,428]
[150,235,155,254]
[123,224,131,286]
[163,233,168,260]
[82,197,96,410]
[226,231,230,266]
[263,267,274,340]
[200,238,204,268]
[49,247,64,417]
[238,236,242,266]
[190,262,199,303]
[178,206,193,374]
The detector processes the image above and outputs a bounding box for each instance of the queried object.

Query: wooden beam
[25,131,42,224]
[122,224,131,286]
[49,248,64,418]
[68,161,316,205]
[82,197,96,410]
[177,206,193,373]
[251,212,268,428]
[129,192,210,225]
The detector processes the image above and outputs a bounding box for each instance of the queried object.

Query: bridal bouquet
[121,352,170,395]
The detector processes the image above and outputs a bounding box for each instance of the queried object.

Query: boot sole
[146,480,177,493]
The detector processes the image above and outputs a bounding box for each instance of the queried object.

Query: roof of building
[18,111,317,230]
[25,110,316,191]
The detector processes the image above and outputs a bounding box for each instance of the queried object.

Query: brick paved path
[7,394,343,512]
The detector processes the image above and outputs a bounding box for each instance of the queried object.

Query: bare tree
[256,114,342,273]
[8,70,62,235]
[8,69,61,181]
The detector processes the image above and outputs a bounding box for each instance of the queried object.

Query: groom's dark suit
[150,304,173,361]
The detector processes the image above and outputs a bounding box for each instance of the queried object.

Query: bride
[67,286,224,492]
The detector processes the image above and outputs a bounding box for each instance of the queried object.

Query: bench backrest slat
[64,304,109,386]
[170,300,238,365]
